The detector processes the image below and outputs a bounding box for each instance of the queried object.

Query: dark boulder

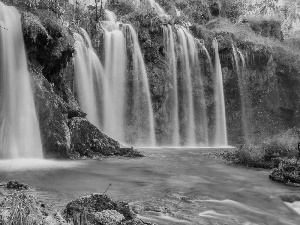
[269,159,300,186]
[64,194,155,225]
[5,180,30,190]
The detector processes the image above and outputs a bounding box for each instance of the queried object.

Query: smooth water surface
[0,148,299,225]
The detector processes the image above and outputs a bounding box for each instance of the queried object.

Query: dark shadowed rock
[32,71,71,158]
[5,180,30,190]
[280,195,300,203]
[269,159,300,186]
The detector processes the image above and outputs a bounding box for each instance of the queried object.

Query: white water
[232,44,251,143]
[74,1,228,147]
[74,30,104,129]
[0,3,43,159]
[162,25,180,146]
[177,27,197,145]
[102,13,127,143]
[213,39,228,146]
[74,11,156,146]
[122,23,156,146]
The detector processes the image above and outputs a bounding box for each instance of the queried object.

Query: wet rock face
[33,72,71,158]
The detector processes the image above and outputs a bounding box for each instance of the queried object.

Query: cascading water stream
[0,3,43,159]
[74,0,228,147]
[101,12,127,143]
[213,39,228,146]
[232,44,251,143]
[74,30,104,129]
[74,10,156,146]
[122,23,156,146]
[162,25,180,146]
[177,27,197,145]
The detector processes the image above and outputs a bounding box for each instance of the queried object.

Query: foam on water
[285,201,300,216]
[0,159,85,171]
[196,199,298,225]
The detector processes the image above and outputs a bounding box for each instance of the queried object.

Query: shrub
[106,0,137,18]
[220,128,299,168]
[261,128,299,161]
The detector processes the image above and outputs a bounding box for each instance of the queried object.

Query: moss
[106,0,136,18]
[22,12,49,44]
[21,9,75,89]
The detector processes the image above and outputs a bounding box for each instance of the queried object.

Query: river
[0,148,299,225]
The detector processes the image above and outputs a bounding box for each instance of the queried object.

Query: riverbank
[206,128,300,186]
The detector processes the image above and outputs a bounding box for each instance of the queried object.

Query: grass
[0,191,79,225]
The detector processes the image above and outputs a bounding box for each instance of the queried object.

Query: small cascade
[162,25,180,146]
[102,12,127,143]
[177,27,197,145]
[74,10,156,146]
[74,29,104,129]
[232,44,251,143]
[161,25,208,146]
[122,23,156,146]
[0,3,43,158]
[213,39,228,146]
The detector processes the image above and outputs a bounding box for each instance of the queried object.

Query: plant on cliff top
[240,0,300,37]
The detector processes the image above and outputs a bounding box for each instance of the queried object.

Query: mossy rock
[21,9,75,88]
[269,159,300,186]
[32,72,71,158]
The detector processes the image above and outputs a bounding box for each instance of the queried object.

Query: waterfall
[74,0,228,148]
[74,30,104,129]
[0,3,43,159]
[162,25,180,146]
[74,11,156,146]
[213,39,228,146]
[176,27,197,145]
[102,13,127,143]
[232,44,251,143]
[161,25,208,146]
[122,24,156,146]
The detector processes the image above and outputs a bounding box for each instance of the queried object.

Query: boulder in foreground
[64,193,154,225]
